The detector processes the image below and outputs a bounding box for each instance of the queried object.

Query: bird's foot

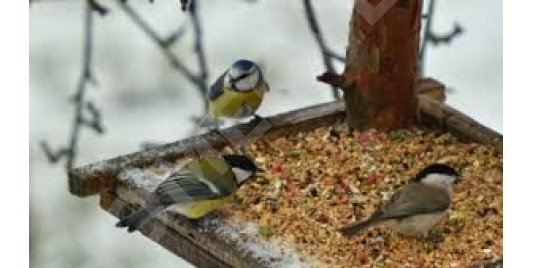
[426,229,445,244]
[250,114,266,125]
[209,127,223,136]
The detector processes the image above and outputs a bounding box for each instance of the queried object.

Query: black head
[411,163,460,183]
[222,154,258,171]
[222,154,261,185]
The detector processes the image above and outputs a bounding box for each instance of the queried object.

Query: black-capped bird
[116,154,262,232]
[339,164,459,238]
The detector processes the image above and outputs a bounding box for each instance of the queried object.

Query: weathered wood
[69,101,345,197]
[101,191,269,268]
[69,96,502,197]
[69,94,502,267]
[418,77,446,103]
[320,0,422,130]
[419,95,502,153]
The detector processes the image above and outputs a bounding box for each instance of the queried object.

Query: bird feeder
[68,82,502,267]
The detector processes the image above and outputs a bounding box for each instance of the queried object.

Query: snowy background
[30,0,502,267]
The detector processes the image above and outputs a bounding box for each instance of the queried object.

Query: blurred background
[30,0,502,267]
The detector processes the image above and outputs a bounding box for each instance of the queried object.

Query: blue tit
[116,154,262,232]
[339,164,460,238]
[207,59,269,122]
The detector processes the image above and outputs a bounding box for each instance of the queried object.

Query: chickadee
[207,59,269,123]
[116,154,262,232]
[339,164,459,238]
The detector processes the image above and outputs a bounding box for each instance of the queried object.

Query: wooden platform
[69,96,502,268]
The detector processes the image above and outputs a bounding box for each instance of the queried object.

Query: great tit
[339,164,459,238]
[207,59,269,123]
[116,154,261,232]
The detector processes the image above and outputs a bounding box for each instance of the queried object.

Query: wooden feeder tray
[69,95,502,268]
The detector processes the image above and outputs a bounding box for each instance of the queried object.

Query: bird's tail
[116,204,166,233]
[338,219,378,237]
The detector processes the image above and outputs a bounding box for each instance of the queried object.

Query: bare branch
[420,0,463,76]
[428,23,463,45]
[41,1,103,171]
[40,141,70,164]
[161,22,188,48]
[118,0,211,115]
[189,0,209,110]
[180,0,189,12]
[317,72,346,89]
[88,0,109,16]
[302,0,343,100]
[117,1,204,87]
[82,101,105,134]
[419,0,436,75]
[324,49,346,62]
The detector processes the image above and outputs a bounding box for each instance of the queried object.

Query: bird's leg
[250,113,266,125]
[187,218,201,227]
[426,228,445,244]
[210,126,223,136]
[207,119,224,136]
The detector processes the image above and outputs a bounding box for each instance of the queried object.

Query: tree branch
[88,0,109,16]
[41,1,104,170]
[427,23,463,45]
[189,0,209,110]
[302,0,343,100]
[117,1,207,97]
[420,0,463,76]
[317,72,346,89]
[180,0,189,12]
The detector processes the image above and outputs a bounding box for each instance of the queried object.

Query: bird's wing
[373,183,451,221]
[259,71,269,92]
[207,71,227,101]
[154,169,225,205]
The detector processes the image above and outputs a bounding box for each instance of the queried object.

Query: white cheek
[232,168,252,184]
[236,72,259,91]
[420,174,456,192]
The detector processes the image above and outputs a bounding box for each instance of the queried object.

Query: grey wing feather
[259,71,269,92]
[373,184,450,221]
[207,72,227,101]
[154,171,223,204]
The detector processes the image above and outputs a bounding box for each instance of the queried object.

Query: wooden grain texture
[419,95,502,153]
[70,97,502,267]
[69,101,345,197]
[320,0,422,130]
[101,191,270,268]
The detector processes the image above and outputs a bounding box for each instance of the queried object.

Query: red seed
[316,214,329,223]
[274,165,283,173]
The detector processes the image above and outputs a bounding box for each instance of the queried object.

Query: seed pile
[219,124,503,267]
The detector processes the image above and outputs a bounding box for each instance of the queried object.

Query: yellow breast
[209,83,267,118]
[182,196,234,219]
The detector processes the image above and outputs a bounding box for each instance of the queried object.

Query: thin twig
[88,0,108,16]
[420,0,462,76]
[41,1,104,170]
[420,0,436,75]
[302,0,342,100]
[161,22,188,47]
[427,23,463,45]
[117,1,205,92]
[189,0,209,111]
[324,50,346,63]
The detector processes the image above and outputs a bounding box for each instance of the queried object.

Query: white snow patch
[205,219,310,268]
[118,168,159,191]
